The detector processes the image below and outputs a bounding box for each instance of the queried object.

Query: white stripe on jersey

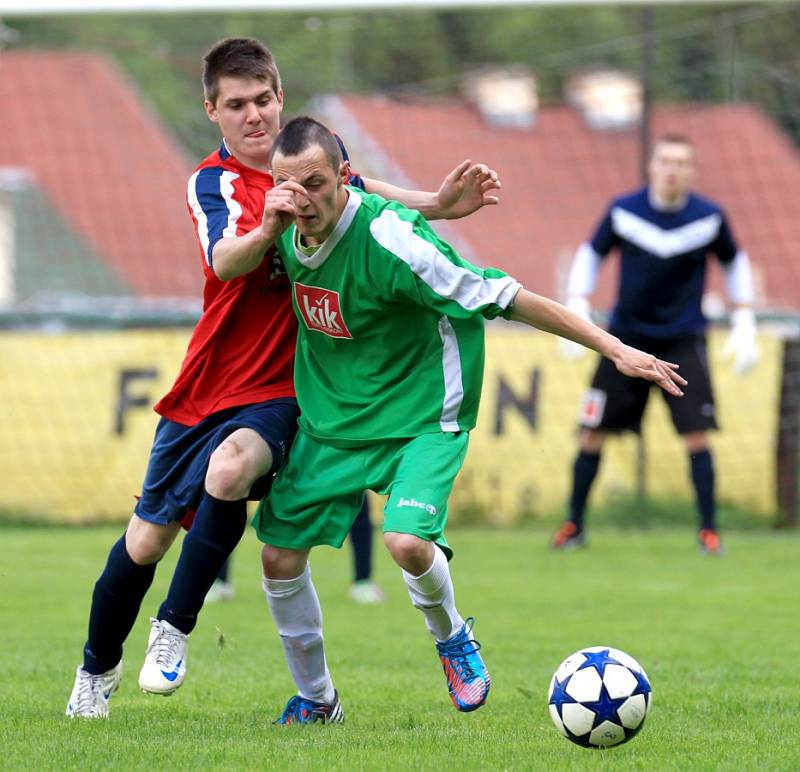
[724,250,755,304]
[611,207,722,259]
[369,209,520,311]
[437,316,464,431]
[187,169,242,266]
[566,242,602,297]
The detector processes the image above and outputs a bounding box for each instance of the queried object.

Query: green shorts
[252,430,469,559]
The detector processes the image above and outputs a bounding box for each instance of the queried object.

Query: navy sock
[158,494,247,634]
[83,535,157,675]
[349,497,373,582]
[690,449,716,530]
[568,451,601,529]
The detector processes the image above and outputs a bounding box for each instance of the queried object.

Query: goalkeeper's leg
[684,431,723,555]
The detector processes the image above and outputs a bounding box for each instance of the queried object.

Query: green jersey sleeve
[368,202,522,320]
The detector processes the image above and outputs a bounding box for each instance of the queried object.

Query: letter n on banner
[494,369,539,435]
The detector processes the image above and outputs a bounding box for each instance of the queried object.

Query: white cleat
[348,580,385,605]
[66,662,123,718]
[138,617,188,695]
[205,579,235,604]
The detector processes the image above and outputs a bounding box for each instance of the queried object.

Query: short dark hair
[203,37,281,105]
[270,116,343,173]
[652,133,694,155]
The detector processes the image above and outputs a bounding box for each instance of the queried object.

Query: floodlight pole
[635,7,654,503]
[639,6,654,184]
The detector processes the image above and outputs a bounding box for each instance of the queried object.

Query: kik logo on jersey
[294,282,353,339]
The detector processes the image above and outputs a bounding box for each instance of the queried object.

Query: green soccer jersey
[275,188,522,444]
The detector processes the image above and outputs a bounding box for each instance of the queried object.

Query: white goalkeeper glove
[559,296,592,360]
[721,307,760,375]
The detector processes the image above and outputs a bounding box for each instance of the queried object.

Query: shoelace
[280,696,304,721]
[441,637,482,681]
[439,619,482,681]
[149,624,183,668]
[278,695,322,723]
[74,671,104,716]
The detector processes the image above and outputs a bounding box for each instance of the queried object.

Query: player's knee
[125,521,173,564]
[206,443,251,500]
[683,432,708,454]
[261,544,307,580]
[579,429,605,453]
[384,532,431,573]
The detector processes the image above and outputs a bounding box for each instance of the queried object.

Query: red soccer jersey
[154,140,296,424]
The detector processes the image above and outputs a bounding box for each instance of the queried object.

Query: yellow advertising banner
[0,327,781,524]
[456,326,781,523]
[0,330,188,523]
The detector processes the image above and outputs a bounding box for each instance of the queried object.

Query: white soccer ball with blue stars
[548,646,652,748]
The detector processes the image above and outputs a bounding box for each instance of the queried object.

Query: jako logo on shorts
[398,496,438,515]
[294,282,353,339]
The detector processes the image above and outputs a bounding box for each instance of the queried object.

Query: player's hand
[262,179,306,239]
[559,296,592,360]
[722,307,760,375]
[611,344,687,397]
[435,159,501,219]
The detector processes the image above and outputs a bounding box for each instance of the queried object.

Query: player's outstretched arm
[509,289,686,396]
[361,160,500,221]
[211,180,303,281]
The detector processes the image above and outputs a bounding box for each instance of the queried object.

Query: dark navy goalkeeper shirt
[589,186,740,340]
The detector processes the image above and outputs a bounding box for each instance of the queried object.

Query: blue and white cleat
[66,662,123,718]
[436,617,491,712]
[138,617,188,695]
[273,690,344,725]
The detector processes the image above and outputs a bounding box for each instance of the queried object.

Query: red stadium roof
[321,94,800,312]
[5,52,798,310]
[0,50,200,298]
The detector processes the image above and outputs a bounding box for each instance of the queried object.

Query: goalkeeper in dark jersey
[553,134,759,555]
[253,116,686,724]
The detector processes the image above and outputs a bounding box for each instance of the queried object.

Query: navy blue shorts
[134,398,300,526]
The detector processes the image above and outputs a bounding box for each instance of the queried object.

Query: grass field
[2,524,799,771]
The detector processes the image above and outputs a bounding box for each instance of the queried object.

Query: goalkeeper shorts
[579,333,718,435]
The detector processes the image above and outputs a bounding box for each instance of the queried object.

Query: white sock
[402,546,464,643]
[262,563,335,704]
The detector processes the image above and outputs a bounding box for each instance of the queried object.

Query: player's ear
[339,160,351,184]
[204,99,219,124]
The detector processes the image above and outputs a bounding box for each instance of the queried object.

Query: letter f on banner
[115,368,157,435]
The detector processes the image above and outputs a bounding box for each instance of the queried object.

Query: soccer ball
[547,646,652,748]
